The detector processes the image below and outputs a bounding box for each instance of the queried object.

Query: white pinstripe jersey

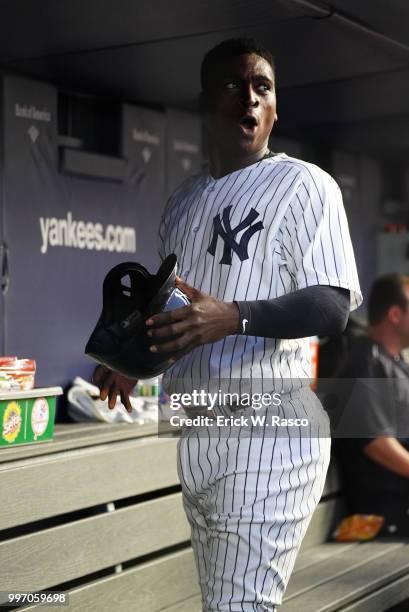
[158,153,362,390]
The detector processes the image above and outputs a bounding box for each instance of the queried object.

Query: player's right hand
[92,365,137,413]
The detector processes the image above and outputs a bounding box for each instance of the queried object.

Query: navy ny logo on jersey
[207,205,264,265]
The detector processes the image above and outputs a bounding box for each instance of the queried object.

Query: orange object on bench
[333,514,384,542]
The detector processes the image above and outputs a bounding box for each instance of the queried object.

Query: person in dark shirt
[334,274,409,536]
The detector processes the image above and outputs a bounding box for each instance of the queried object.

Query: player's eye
[257,83,271,92]
[224,82,239,90]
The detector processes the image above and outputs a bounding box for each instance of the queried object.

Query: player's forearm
[363,436,409,479]
[234,286,349,338]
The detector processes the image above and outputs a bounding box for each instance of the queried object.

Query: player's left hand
[145,277,239,360]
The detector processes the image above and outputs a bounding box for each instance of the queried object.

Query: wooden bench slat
[0,436,179,531]
[0,492,190,594]
[339,571,409,612]
[0,422,164,462]
[284,540,403,601]
[281,542,409,611]
[3,435,409,612]
[293,542,359,574]
[20,548,199,612]
[0,442,341,535]
[159,594,202,612]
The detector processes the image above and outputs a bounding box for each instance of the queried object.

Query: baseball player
[94,38,362,611]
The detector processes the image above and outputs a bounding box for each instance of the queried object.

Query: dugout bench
[1,423,409,612]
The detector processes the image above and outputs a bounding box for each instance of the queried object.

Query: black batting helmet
[85,254,190,379]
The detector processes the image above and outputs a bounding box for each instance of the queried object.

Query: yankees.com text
[39,212,136,254]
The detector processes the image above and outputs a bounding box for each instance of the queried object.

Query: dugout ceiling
[0,0,408,160]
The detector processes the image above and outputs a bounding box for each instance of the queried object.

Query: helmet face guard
[85,254,190,379]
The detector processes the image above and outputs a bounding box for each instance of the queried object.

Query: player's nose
[241,83,259,107]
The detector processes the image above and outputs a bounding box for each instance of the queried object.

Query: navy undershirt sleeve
[234,286,350,339]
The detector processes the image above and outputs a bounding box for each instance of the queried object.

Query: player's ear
[388,304,402,325]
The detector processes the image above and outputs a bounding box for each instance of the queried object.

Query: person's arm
[146,280,349,358]
[363,436,409,478]
[94,284,348,409]
[234,285,349,338]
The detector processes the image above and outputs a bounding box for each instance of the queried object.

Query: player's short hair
[200,38,275,92]
[368,274,409,325]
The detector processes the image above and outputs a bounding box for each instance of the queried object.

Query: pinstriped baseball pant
[176,397,331,611]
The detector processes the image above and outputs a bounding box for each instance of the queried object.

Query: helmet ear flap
[101,262,150,324]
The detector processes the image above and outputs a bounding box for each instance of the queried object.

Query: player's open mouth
[239,115,258,135]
